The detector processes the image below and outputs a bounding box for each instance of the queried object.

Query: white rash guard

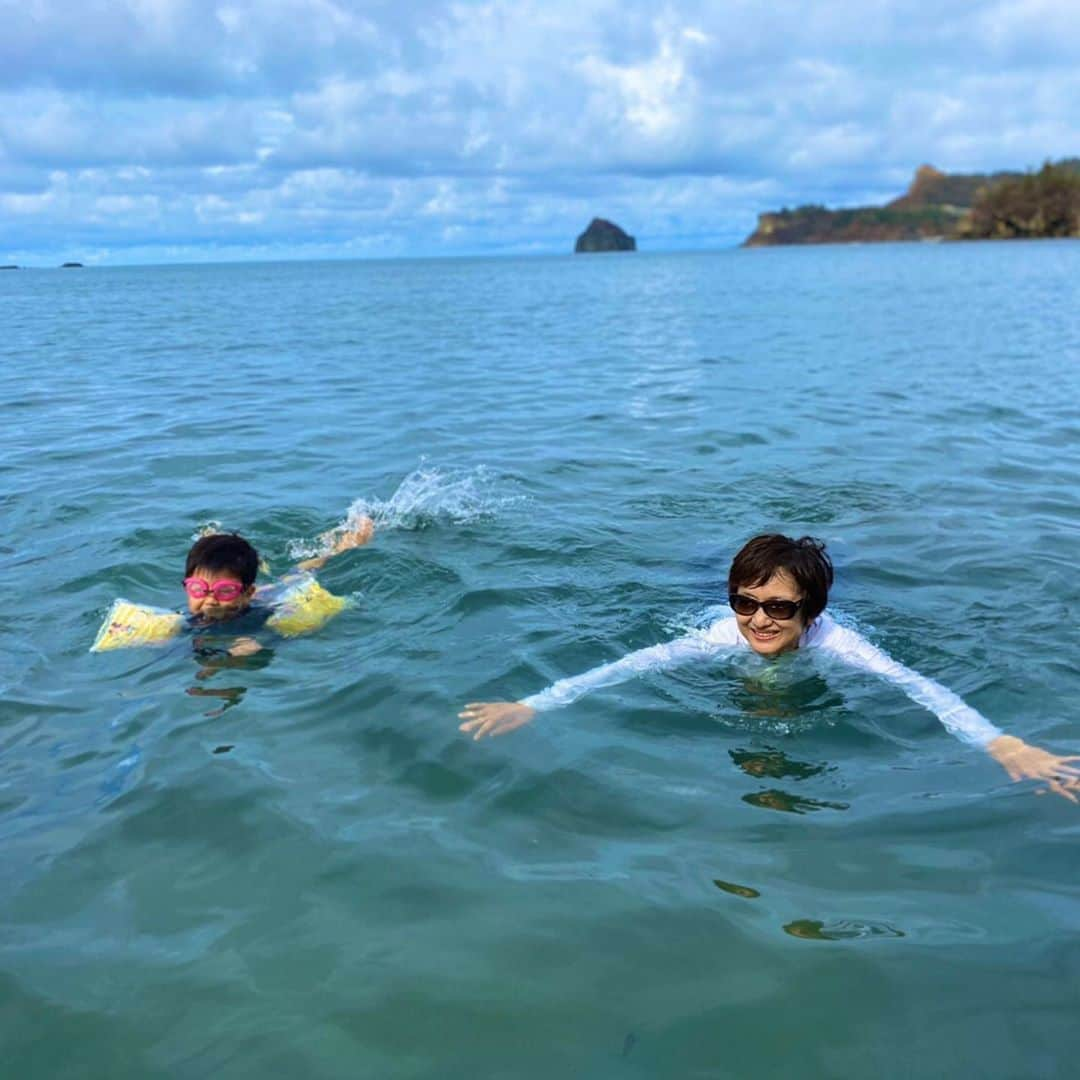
[520,612,1003,749]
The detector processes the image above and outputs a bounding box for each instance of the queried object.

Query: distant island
[575,218,636,253]
[0,265,17,270]
[60,261,84,268]
[743,160,1080,246]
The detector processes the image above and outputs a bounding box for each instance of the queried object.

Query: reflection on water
[713,879,761,899]
[742,789,849,814]
[720,670,847,739]
[729,746,829,780]
[783,918,906,941]
[730,746,846,814]
[186,638,275,716]
[185,685,247,718]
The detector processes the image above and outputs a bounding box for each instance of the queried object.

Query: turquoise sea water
[2,244,1079,1078]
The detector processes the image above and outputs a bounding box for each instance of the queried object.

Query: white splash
[190,520,225,541]
[287,465,524,560]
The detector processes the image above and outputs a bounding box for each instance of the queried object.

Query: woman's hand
[987,735,1080,802]
[458,701,536,740]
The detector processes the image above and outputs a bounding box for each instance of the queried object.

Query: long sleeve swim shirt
[520,612,1002,749]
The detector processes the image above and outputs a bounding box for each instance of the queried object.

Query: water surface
[2,243,1079,1077]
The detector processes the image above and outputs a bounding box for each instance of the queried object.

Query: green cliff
[743,161,1080,246]
[955,161,1080,239]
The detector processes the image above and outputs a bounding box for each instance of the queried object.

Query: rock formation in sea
[742,160,1080,246]
[60,262,84,268]
[575,218,636,253]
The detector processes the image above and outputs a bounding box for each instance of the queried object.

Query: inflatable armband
[265,575,349,638]
[91,599,184,652]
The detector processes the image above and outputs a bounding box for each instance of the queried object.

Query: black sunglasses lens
[762,601,799,620]
[729,594,758,616]
[729,595,800,620]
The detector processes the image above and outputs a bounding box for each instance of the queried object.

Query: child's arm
[228,636,263,657]
[192,636,272,677]
[458,630,729,740]
[817,622,1080,801]
[295,516,375,573]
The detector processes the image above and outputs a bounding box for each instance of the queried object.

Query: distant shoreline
[8,232,1080,273]
[743,160,1080,247]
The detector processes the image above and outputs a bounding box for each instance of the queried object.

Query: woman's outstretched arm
[815,621,1080,801]
[459,628,732,740]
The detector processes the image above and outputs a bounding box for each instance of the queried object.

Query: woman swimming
[458,534,1079,801]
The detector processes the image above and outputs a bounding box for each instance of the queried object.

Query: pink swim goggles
[183,577,247,602]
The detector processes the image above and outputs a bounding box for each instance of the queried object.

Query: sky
[2,0,1079,265]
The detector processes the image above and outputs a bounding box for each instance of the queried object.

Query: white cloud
[2,190,57,215]
[578,22,700,139]
[1,0,1078,262]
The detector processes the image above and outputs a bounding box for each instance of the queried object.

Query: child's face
[184,567,255,622]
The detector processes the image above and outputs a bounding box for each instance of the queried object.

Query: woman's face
[732,569,806,656]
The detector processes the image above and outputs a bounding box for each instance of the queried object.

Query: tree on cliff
[959,162,1080,239]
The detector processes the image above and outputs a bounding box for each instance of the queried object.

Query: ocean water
[2,243,1079,1078]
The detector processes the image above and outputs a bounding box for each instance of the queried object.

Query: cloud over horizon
[2,0,1079,263]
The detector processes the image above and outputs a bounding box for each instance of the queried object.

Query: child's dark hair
[185,533,259,587]
[728,535,834,623]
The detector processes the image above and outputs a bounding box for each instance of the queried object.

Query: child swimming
[183,518,374,655]
[459,534,1080,802]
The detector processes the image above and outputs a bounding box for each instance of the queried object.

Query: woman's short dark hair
[185,533,259,587]
[728,534,833,623]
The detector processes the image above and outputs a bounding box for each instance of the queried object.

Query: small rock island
[60,262,84,268]
[575,218,636,253]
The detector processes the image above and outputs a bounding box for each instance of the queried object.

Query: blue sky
[3,0,1078,265]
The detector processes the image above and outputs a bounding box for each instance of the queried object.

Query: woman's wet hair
[728,534,833,623]
[185,533,259,587]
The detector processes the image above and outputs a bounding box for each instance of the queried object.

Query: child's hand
[458,701,536,740]
[228,637,263,658]
[296,516,375,571]
[332,516,375,552]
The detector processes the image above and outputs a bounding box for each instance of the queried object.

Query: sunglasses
[183,577,247,602]
[728,593,803,621]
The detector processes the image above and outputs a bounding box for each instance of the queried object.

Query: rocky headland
[575,218,636,253]
[743,160,1080,246]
